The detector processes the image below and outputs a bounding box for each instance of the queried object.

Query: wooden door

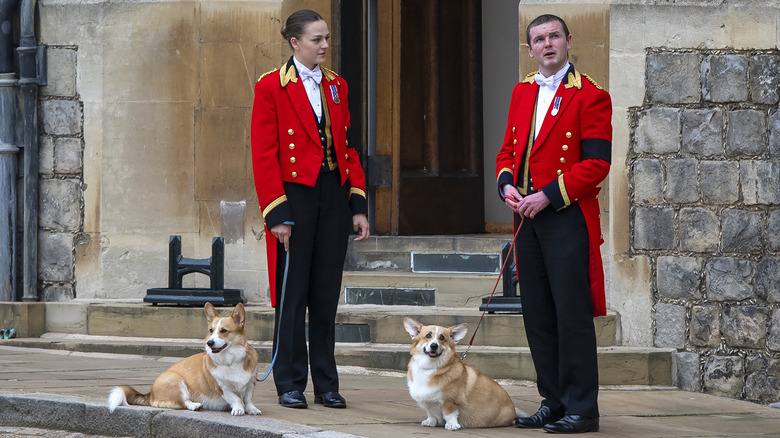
[375,0,484,235]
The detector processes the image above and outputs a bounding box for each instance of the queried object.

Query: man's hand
[503,185,523,214]
[269,223,292,251]
[516,191,550,219]
[353,214,370,241]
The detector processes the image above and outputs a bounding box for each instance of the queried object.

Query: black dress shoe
[278,390,307,408]
[314,391,346,408]
[515,405,564,428]
[543,415,599,434]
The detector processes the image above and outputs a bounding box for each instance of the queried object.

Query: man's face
[527,20,571,77]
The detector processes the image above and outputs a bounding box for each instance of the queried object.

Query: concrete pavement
[1,343,780,437]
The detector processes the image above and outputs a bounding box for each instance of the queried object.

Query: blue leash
[257,249,289,382]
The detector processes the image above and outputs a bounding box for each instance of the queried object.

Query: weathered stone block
[700,161,738,204]
[54,137,83,175]
[770,110,780,157]
[39,179,82,232]
[750,54,780,104]
[679,207,720,253]
[634,207,675,250]
[665,158,698,203]
[38,232,74,282]
[723,306,768,349]
[756,257,780,303]
[769,310,780,352]
[635,108,681,154]
[41,100,82,136]
[654,303,686,349]
[647,52,701,104]
[632,158,664,204]
[682,109,723,157]
[745,356,780,404]
[726,110,767,157]
[721,209,763,253]
[702,54,749,103]
[657,256,702,300]
[769,210,780,251]
[690,305,720,348]
[675,352,701,392]
[42,47,77,98]
[39,136,54,176]
[705,257,753,301]
[40,284,75,302]
[740,161,780,205]
[704,355,744,398]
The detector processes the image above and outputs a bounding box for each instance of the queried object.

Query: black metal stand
[144,236,245,306]
[479,241,523,313]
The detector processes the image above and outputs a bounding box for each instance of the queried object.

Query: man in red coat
[495,14,611,434]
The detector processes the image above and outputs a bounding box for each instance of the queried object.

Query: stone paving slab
[1,345,780,437]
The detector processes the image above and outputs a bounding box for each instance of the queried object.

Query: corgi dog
[108,303,261,416]
[403,317,521,430]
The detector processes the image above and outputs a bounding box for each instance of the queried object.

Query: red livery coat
[251,58,367,306]
[495,65,612,317]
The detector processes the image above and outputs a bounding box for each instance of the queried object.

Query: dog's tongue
[211,346,224,354]
[427,351,439,358]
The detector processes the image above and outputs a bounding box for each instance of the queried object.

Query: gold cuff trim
[558,174,571,206]
[350,187,367,198]
[496,167,514,182]
[262,195,288,218]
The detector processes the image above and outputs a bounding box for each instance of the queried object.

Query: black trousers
[273,170,351,396]
[513,203,599,418]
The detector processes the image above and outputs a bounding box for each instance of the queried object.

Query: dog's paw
[231,407,246,416]
[184,401,203,411]
[246,406,262,415]
[445,422,462,431]
[421,418,438,427]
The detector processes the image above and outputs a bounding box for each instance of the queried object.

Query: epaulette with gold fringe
[582,73,603,90]
[257,68,279,82]
[522,71,537,84]
[321,66,339,83]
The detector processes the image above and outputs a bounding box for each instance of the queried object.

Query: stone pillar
[0,72,18,301]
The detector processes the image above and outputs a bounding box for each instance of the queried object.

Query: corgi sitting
[403,317,521,430]
[108,303,261,416]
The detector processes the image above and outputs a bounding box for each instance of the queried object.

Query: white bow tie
[534,72,556,89]
[299,67,322,84]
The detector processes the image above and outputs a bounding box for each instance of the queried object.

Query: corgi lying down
[108,303,261,416]
[403,317,522,430]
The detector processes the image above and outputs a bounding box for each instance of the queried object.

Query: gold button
[557,170,562,175]
[290,157,296,163]
[600,234,604,239]
[512,152,516,156]
[562,145,568,151]
[319,129,323,133]
[598,213,601,218]
[512,127,516,133]
[345,126,348,130]
[595,195,599,199]
[566,132,572,138]
[513,139,517,145]
[346,169,350,175]
[321,137,326,142]
[344,154,349,159]
[291,171,298,178]
[560,157,566,163]
[288,129,294,135]
[346,140,349,146]
[289,143,295,150]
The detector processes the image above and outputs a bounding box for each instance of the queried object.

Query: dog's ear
[231,303,245,327]
[403,317,422,338]
[204,302,218,322]
[450,323,469,343]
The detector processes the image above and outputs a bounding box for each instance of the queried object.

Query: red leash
[461,216,524,361]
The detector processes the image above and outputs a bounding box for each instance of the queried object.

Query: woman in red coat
[251,9,369,410]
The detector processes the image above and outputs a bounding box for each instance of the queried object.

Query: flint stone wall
[631,49,780,404]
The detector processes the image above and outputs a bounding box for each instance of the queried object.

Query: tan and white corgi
[403,317,522,430]
[108,303,261,416]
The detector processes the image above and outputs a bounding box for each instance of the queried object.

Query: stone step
[60,302,618,348]
[345,235,512,272]
[1,334,674,387]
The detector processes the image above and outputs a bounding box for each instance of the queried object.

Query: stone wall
[630,49,780,403]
